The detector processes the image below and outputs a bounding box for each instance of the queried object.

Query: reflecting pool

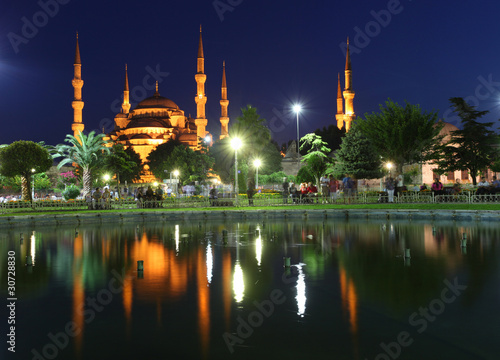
[1,219,499,360]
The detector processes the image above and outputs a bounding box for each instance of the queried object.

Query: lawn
[2,202,499,217]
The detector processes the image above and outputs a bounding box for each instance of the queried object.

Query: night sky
[1,0,499,147]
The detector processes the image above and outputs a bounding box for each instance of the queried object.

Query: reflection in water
[255,228,262,267]
[30,231,36,265]
[233,261,244,304]
[4,219,500,360]
[206,241,213,284]
[197,248,210,359]
[295,264,306,317]
[175,224,180,254]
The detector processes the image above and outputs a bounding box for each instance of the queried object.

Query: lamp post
[253,159,261,189]
[31,168,35,200]
[103,174,110,187]
[293,104,301,161]
[173,170,179,196]
[386,162,393,177]
[230,137,242,205]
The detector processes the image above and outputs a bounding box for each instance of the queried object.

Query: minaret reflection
[339,264,359,349]
[72,233,84,359]
[222,250,232,330]
[197,248,210,358]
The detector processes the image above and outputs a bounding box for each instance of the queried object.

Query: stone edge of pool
[1,209,499,228]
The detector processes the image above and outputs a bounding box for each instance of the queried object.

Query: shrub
[62,185,81,200]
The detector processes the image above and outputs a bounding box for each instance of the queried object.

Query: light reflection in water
[295,264,306,317]
[233,261,245,304]
[30,231,36,265]
[206,241,213,284]
[255,227,262,267]
[175,224,179,254]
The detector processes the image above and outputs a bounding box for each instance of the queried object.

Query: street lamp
[253,159,261,189]
[31,168,35,200]
[230,137,242,204]
[173,170,179,196]
[386,162,393,177]
[293,104,301,160]
[103,174,110,187]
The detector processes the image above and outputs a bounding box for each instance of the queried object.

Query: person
[289,182,298,203]
[299,182,308,203]
[491,176,500,194]
[385,176,395,203]
[431,178,444,198]
[282,177,289,204]
[452,179,461,195]
[342,175,354,204]
[209,186,218,206]
[247,177,255,205]
[102,188,111,209]
[320,174,329,203]
[155,186,164,207]
[329,175,338,203]
[476,177,490,195]
[92,187,102,209]
[166,186,172,197]
[306,182,318,203]
[420,183,428,191]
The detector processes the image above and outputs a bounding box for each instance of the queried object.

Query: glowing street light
[231,137,242,205]
[386,162,393,177]
[293,104,301,161]
[173,170,180,196]
[253,159,261,189]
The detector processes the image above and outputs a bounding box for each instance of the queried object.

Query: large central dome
[135,91,179,110]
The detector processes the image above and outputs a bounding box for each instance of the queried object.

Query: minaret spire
[336,73,344,130]
[220,61,229,140]
[343,37,355,132]
[72,32,84,138]
[195,26,208,148]
[121,64,131,114]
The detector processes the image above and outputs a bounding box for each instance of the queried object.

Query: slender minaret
[219,61,229,139]
[72,32,85,138]
[194,25,207,146]
[335,73,344,130]
[342,37,355,132]
[122,64,131,114]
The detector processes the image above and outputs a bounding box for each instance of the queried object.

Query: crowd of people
[282,174,358,204]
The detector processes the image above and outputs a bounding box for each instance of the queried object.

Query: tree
[357,99,443,174]
[314,124,345,154]
[299,133,331,188]
[147,140,214,184]
[0,141,53,201]
[53,131,109,197]
[227,105,282,183]
[432,97,500,185]
[102,144,142,196]
[332,123,383,179]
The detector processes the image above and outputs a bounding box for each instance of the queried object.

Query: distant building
[70,28,230,182]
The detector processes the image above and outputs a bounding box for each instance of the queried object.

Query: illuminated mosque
[70,28,230,174]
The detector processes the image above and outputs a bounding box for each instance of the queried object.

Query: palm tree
[54,131,110,197]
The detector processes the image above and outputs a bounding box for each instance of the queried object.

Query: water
[1,219,499,360]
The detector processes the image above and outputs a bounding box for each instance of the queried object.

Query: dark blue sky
[1,0,499,146]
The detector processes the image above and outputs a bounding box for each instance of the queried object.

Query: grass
[2,202,499,217]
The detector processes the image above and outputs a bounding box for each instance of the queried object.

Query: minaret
[342,37,355,132]
[71,32,85,138]
[194,25,207,146]
[335,73,344,130]
[122,64,131,114]
[219,61,229,139]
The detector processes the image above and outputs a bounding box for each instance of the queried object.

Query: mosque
[70,28,229,181]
